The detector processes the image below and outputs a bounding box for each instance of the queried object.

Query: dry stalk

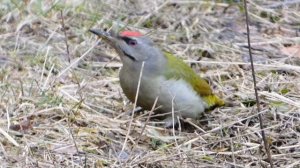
[119,61,145,164]
[244,0,274,167]
[60,10,71,62]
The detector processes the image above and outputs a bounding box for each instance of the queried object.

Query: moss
[242,99,256,107]
[143,19,153,28]
[280,88,290,95]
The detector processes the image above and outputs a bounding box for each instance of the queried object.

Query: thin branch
[243,1,274,167]
[56,39,98,79]
[60,105,83,165]
[119,61,145,163]
[133,97,157,148]
[128,97,158,164]
[60,10,71,62]
[135,0,170,26]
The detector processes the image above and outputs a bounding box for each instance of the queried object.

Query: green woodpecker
[90,29,224,127]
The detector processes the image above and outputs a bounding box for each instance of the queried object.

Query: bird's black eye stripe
[121,37,137,45]
[122,51,136,61]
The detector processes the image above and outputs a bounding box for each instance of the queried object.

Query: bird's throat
[122,50,136,61]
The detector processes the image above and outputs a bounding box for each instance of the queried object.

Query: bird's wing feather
[163,52,224,107]
[163,52,212,96]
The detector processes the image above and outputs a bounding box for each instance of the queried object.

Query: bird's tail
[203,94,225,109]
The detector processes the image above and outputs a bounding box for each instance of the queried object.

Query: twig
[56,39,99,79]
[42,64,54,91]
[267,0,300,8]
[133,97,157,147]
[60,10,71,62]
[119,61,145,163]
[135,0,170,26]
[171,96,178,146]
[40,46,50,84]
[0,128,19,147]
[182,118,207,134]
[180,109,270,147]
[230,138,237,168]
[128,97,158,164]
[60,105,82,164]
[93,60,300,72]
[243,1,274,167]
[234,37,300,46]
[169,0,229,7]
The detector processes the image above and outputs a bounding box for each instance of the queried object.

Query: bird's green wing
[163,52,224,107]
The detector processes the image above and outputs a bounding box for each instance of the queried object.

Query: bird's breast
[119,69,209,118]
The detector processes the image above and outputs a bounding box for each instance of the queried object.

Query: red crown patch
[120,31,143,37]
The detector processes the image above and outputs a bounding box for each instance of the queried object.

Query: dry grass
[0,0,300,167]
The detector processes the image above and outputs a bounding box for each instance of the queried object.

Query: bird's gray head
[90,29,166,73]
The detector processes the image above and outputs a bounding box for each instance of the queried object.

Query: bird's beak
[90,29,134,61]
[89,29,119,46]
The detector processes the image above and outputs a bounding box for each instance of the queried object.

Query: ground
[0,0,300,167]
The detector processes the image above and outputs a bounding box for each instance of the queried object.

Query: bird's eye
[128,39,137,46]
[121,37,137,46]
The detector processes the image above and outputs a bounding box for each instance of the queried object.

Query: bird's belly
[121,74,208,119]
[154,77,208,118]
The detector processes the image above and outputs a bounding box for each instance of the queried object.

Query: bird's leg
[126,106,144,116]
[163,115,179,128]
